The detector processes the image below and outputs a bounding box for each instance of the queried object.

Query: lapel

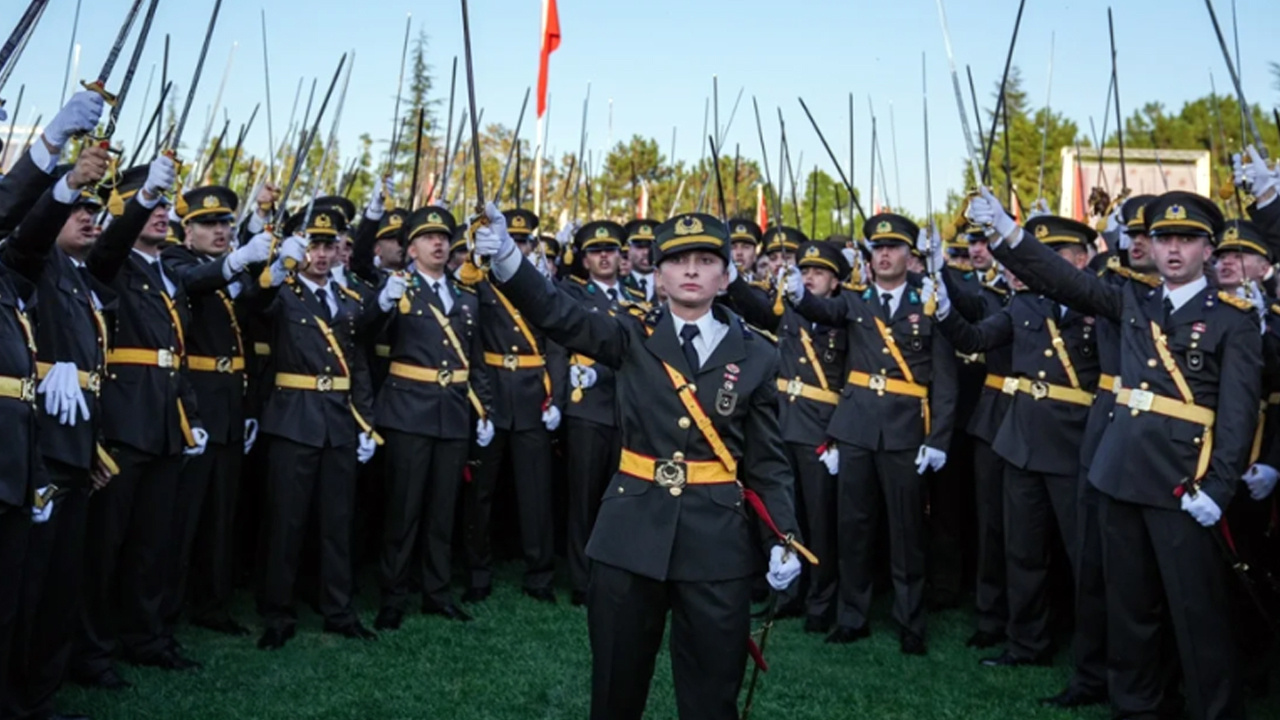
[1168,286,1209,330]
[890,285,917,325]
[1145,284,1166,327]
[644,309,696,378]
[702,305,746,373]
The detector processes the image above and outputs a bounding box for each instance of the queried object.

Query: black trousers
[0,503,31,715]
[73,445,183,678]
[1069,470,1108,697]
[5,464,88,720]
[788,442,837,622]
[837,444,926,638]
[259,436,358,632]
[972,438,1008,636]
[1003,465,1077,660]
[1099,494,1243,720]
[163,441,243,630]
[588,562,752,720]
[379,430,469,611]
[464,427,554,591]
[566,418,619,594]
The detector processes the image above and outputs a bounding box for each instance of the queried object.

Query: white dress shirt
[631,271,655,301]
[68,256,103,309]
[298,274,339,317]
[131,248,176,296]
[417,269,454,314]
[672,310,729,366]
[1163,276,1208,314]
[872,282,908,318]
[592,278,621,303]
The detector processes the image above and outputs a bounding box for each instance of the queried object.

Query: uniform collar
[1162,275,1208,313]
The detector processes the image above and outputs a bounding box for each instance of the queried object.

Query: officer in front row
[473,206,803,720]
[969,188,1261,720]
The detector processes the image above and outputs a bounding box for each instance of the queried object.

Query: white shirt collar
[873,282,907,304]
[1162,275,1208,313]
[592,277,620,295]
[131,248,161,265]
[331,265,348,288]
[416,268,447,288]
[297,274,330,294]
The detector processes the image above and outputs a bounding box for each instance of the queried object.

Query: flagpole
[534,114,544,216]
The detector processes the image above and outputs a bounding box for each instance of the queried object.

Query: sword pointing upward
[81,0,146,105]
[1203,0,1267,158]
[100,0,160,143]
[460,0,486,214]
[167,0,223,158]
[934,0,984,187]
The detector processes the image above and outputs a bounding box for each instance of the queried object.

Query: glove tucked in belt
[36,362,102,394]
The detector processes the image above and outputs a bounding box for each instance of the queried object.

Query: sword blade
[96,0,146,85]
[495,86,531,203]
[459,0,486,211]
[102,0,160,142]
[934,0,983,185]
[171,0,223,152]
[1203,0,1267,157]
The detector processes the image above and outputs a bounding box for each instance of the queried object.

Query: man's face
[629,243,654,273]
[1215,251,1245,289]
[801,266,839,297]
[448,246,467,271]
[731,241,757,273]
[408,232,449,273]
[583,247,618,281]
[872,244,909,284]
[185,218,232,256]
[1242,253,1271,283]
[1151,233,1212,287]
[336,238,353,267]
[57,206,98,256]
[656,250,728,308]
[1128,232,1154,271]
[765,249,795,275]
[969,239,993,270]
[517,236,536,257]
[1003,266,1027,291]
[139,205,170,245]
[1056,245,1090,271]
[376,238,406,271]
[303,240,337,281]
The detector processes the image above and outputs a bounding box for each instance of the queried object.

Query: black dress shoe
[72,668,131,691]
[130,649,202,671]
[804,615,832,634]
[257,627,294,651]
[374,608,404,631]
[824,625,871,644]
[423,602,474,622]
[965,630,1005,649]
[462,586,492,604]
[523,587,557,604]
[323,621,377,640]
[1038,686,1106,709]
[191,616,251,637]
[980,650,1052,668]
[900,632,928,656]
[571,590,587,607]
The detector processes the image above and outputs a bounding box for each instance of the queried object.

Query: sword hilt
[81,80,118,107]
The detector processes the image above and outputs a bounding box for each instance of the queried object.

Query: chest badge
[909,336,924,352]
[715,388,739,416]
[1186,349,1204,371]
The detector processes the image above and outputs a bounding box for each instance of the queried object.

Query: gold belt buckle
[654,459,688,489]
[868,374,887,392]
[1029,380,1050,400]
[1128,388,1154,413]
[215,356,233,373]
[1001,377,1019,395]
[786,378,804,399]
[86,371,102,394]
[315,374,335,392]
[157,349,175,368]
[20,377,36,403]
[502,354,519,371]
[437,369,453,387]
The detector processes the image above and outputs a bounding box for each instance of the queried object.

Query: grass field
[61,563,1280,720]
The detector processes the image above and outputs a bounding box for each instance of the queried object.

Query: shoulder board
[568,275,588,286]
[982,284,1008,296]
[947,260,974,273]
[1217,290,1254,312]
[643,306,663,327]
[338,285,362,302]
[746,323,779,344]
[1270,304,1280,317]
[748,278,773,291]
[455,283,476,294]
[624,286,645,299]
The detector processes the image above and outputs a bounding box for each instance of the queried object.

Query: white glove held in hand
[378,274,409,312]
[767,545,802,591]
[473,202,516,259]
[915,445,947,475]
[227,232,274,274]
[1244,463,1279,501]
[365,177,394,221]
[185,427,209,457]
[1244,146,1280,207]
[44,91,106,148]
[818,446,839,476]
[357,432,377,464]
[965,187,1018,242]
[244,419,259,455]
[1180,490,1222,527]
[38,361,90,426]
[279,235,308,265]
[542,405,562,432]
[31,490,53,523]
[144,155,177,199]
[475,419,494,448]
[569,364,598,390]
[782,266,804,303]
[923,276,951,320]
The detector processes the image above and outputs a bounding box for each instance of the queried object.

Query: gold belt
[106,348,179,369]
[983,374,1008,391]
[252,342,272,356]
[274,372,351,392]
[0,375,36,403]
[1268,391,1280,406]
[374,344,391,358]
[618,448,736,495]
[1114,387,1216,426]
[187,355,245,373]
[776,377,839,405]
[388,361,470,386]
[1000,376,1095,407]
[483,352,545,371]
[1099,374,1119,393]
[35,362,102,394]
[846,370,928,399]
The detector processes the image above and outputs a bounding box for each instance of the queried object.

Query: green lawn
[61,565,1279,720]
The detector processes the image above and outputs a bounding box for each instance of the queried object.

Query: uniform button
[1043,349,1053,357]
[798,358,807,364]
[1193,437,1202,446]
[1147,359,1158,367]
[672,451,685,462]
[688,384,696,393]
[325,366,332,372]
[1131,409,1140,417]
[1140,382,1149,390]
[511,346,519,352]
[669,487,683,497]
[617,486,625,494]
[678,417,691,429]
[881,348,890,354]
[1023,320,1029,326]
[1037,371,1046,379]
[513,326,521,332]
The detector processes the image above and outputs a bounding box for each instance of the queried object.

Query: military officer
[248,206,379,649]
[785,213,958,655]
[761,225,805,276]
[970,188,1261,720]
[473,204,802,720]
[368,205,493,629]
[621,219,657,302]
[729,219,764,281]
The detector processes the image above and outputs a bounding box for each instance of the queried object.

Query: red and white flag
[537,0,561,119]
[756,185,768,230]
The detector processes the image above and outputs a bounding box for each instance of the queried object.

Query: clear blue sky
[5,0,1277,218]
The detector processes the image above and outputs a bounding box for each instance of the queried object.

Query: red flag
[756,185,768,230]
[1073,152,1086,222]
[1010,189,1023,224]
[537,0,561,118]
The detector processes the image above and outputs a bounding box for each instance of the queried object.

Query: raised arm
[86,156,177,284]
[936,305,1014,355]
[993,231,1123,322]
[792,288,851,328]
[724,275,782,332]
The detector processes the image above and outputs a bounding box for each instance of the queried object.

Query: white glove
[781,265,804,303]
[924,275,951,320]
[569,364,598,389]
[1233,152,1248,190]
[244,418,259,455]
[31,491,53,524]
[357,431,377,464]
[185,427,209,457]
[728,260,739,284]
[144,155,176,198]
[365,176,393,221]
[915,445,947,475]
[818,445,839,476]
[279,235,308,265]
[378,273,409,312]
[965,186,1018,242]
[555,222,579,249]
[1027,198,1051,219]
[1180,490,1222,527]
[475,418,494,448]
[38,361,90,426]
[841,247,857,270]
[473,201,516,259]
[542,404,562,432]
[1239,280,1267,326]
[767,545,802,591]
[1116,225,1134,251]
[227,231,274,274]
[1243,146,1279,206]
[44,91,106,148]
[1244,463,1279,501]
[917,228,944,271]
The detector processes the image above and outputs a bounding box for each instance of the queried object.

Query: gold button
[617,486,625,494]
[513,326,521,332]
[1131,409,1140,417]
[1037,371,1046,379]
[669,487,683,497]
[325,366,332,372]
[882,348,890,354]
[798,358,807,364]
[1148,359,1158,368]
[1140,382,1149,390]
[672,451,685,462]
[687,384,696,393]
[678,417,691,429]
[1044,349,1054,357]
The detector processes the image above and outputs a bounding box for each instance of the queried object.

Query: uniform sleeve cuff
[51,176,79,204]
[492,247,524,283]
[28,140,57,174]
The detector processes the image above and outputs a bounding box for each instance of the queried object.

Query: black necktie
[146,260,168,296]
[315,288,333,322]
[1162,297,1174,326]
[880,292,893,321]
[638,277,648,297]
[428,281,446,311]
[607,287,618,303]
[679,324,702,373]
